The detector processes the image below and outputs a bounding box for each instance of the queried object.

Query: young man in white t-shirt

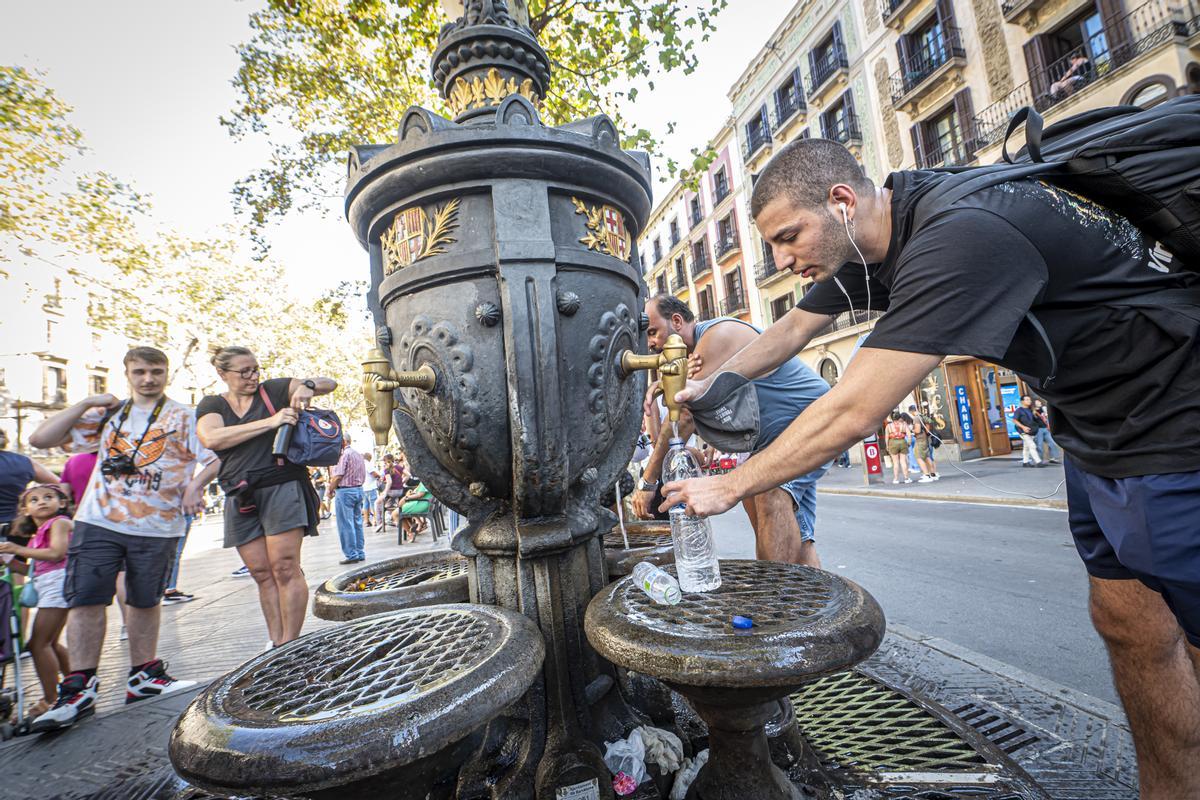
[26,347,218,732]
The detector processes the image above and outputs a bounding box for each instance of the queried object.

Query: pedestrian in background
[885,411,913,484]
[29,347,216,733]
[1012,396,1044,468]
[900,409,921,475]
[196,345,334,649]
[362,452,379,529]
[329,434,366,564]
[908,404,939,482]
[1033,399,1062,464]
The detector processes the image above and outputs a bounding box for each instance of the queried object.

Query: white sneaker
[126,660,197,704]
[904,478,913,483]
[30,673,98,732]
[918,475,935,483]
[892,479,900,484]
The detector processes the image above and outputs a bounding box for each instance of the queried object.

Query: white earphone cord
[836,203,871,323]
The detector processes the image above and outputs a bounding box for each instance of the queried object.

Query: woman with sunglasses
[195,346,336,648]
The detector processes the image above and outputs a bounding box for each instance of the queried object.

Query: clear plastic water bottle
[661,438,721,592]
[632,562,682,605]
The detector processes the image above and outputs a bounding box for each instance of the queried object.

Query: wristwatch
[638,478,660,492]
[303,379,317,391]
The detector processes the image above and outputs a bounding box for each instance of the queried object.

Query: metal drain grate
[792,671,986,772]
[951,703,1040,757]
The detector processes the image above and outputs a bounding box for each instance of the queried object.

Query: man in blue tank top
[632,295,831,567]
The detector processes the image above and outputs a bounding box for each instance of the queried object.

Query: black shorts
[223,480,315,549]
[64,521,179,609]
[1066,458,1200,647]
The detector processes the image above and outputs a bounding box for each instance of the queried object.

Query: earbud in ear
[837,201,848,222]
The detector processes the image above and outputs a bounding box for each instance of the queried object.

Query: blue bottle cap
[732,615,754,629]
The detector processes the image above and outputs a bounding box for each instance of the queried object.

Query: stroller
[0,566,32,738]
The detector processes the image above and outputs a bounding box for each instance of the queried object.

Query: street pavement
[818,452,1068,508]
[711,491,1116,705]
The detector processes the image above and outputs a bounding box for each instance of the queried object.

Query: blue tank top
[694,317,830,450]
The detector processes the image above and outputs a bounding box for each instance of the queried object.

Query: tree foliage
[1,66,370,423]
[225,0,727,250]
[0,65,149,270]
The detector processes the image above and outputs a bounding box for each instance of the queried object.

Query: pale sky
[2,0,794,297]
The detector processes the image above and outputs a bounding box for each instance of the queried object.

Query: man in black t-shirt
[660,138,1200,799]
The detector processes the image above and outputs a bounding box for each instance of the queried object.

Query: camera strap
[109,396,167,467]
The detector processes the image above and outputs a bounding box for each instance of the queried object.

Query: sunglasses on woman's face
[224,366,260,379]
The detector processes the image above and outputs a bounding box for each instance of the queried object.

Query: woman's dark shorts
[224,480,315,548]
[64,521,178,609]
[1065,458,1200,647]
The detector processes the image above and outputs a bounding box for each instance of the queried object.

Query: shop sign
[863,433,883,475]
[999,384,1021,439]
[955,385,974,442]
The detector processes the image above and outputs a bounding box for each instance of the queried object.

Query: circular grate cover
[618,560,837,636]
[230,608,499,723]
[347,557,469,592]
[603,527,673,549]
[792,670,985,773]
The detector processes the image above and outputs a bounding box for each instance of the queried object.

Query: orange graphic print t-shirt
[71,398,215,538]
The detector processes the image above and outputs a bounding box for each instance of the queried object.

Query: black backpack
[915,95,1200,269]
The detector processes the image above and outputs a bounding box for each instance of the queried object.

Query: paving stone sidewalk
[10,512,444,718]
[818,454,1068,509]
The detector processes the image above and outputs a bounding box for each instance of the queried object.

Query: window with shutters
[688,196,703,229]
[770,294,794,323]
[911,89,977,167]
[744,106,772,160]
[669,219,681,247]
[722,268,747,315]
[820,91,861,144]
[655,272,667,296]
[808,23,849,98]
[774,70,805,125]
[697,286,716,321]
[691,239,712,278]
[715,215,739,260]
[653,237,663,262]
[1027,6,1113,108]
[892,5,966,103]
[712,166,730,204]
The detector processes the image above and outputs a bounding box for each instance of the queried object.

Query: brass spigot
[362,347,437,446]
[619,333,688,423]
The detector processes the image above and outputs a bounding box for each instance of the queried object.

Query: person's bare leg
[65,605,107,672]
[1090,577,1200,799]
[748,488,815,566]
[27,608,67,702]
[265,529,308,644]
[239,538,283,646]
[125,604,161,666]
[115,571,129,627]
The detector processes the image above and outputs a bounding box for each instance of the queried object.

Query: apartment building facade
[640,124,763,326]
[638,0,1200,459]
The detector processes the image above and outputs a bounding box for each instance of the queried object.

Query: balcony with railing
[879,0,932,29]
[691,249,712,279]
[689,207,704,230]
[714,233,741,262]
[672,264,688,294]
[774,89,806,135]
[808,47,850,104]
[823,112,862,146]
[721,290,749,316]
[754,254,787,286]
[973,0,1190,151]
[669,230,681,248]
[889,26,967,113]
[713,178,731,206]
[815,308,885,337]
[743,122,773,163]
[914,131,979,169]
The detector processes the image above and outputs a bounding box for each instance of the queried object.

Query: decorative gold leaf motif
[380,198,462,274]
[419,197,460,260]
[443,68,541,116]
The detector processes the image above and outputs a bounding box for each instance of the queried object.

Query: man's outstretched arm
[675,308,832,404]
[661,348,944,516]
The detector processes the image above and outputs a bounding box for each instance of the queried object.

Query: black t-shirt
[196,378,292,485]
[798,170,1200,479]
[1012,407,1036,433]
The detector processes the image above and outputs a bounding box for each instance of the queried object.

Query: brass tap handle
[375,365,437,394]
[619,333,690,423]
[361,347,437,447]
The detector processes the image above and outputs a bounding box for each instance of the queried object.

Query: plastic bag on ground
[669,748,708,800]
[636,725,684,774]
[604,728,648,795]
